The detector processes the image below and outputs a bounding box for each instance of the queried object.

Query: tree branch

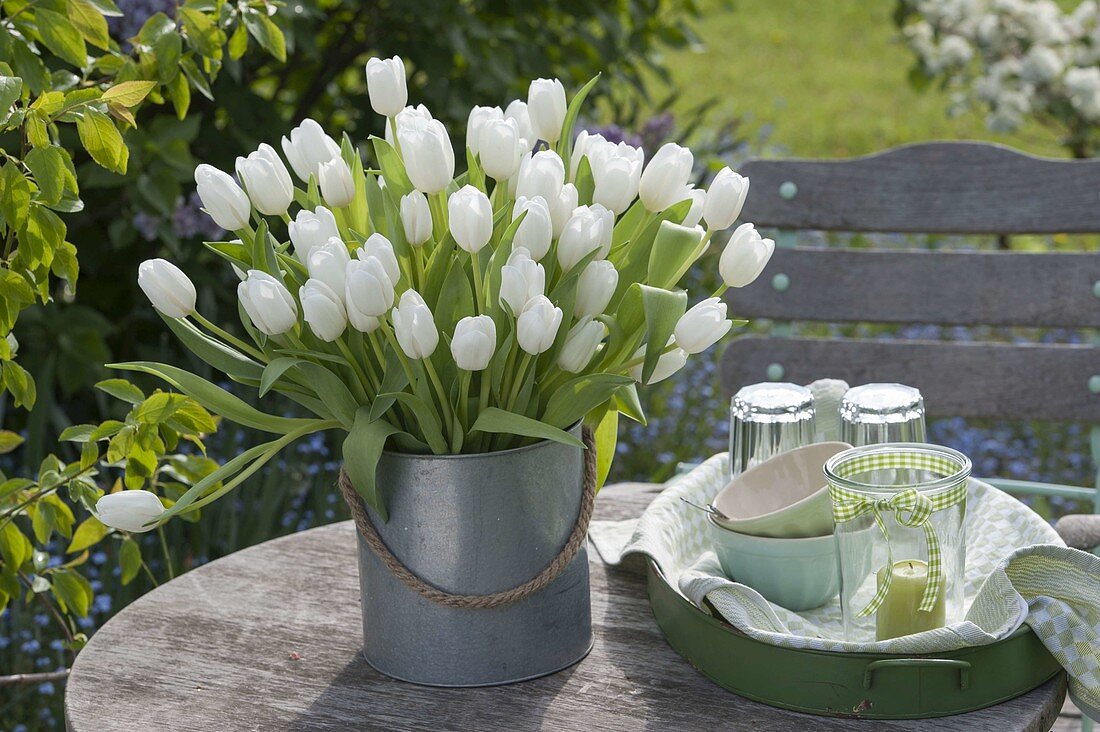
[0,669,70,687]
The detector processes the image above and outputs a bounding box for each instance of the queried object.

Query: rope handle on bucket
[337,427,597,610]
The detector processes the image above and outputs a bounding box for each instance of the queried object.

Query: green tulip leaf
[160,314,264,382]
[291,361,359,429]
[648,221,705,290]
[380,391,448,455]
[259,357,301,397]
[470,407,585,449]
[542,373,634,429]
[342,407,401,522]
[370,136,413,199]
[590,406,619,491]
[368,343,410,422]
[556,73,600,163]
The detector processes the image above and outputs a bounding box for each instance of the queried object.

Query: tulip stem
[157,526,175,580]
[192,312,267,362]
[617,342,678,373]
[335,339,372,403]
[422,357,455,445]
[470,252,484,313]
[456,370,472,451]
[506,353,532,414]
[388,116,401,156]
[429,192,448,241]
[710,283,729,300]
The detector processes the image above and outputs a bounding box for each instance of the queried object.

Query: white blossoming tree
[896,0,1100,157]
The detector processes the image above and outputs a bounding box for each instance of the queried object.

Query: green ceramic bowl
[707,514,839,611]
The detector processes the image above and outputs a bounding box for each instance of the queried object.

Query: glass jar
[824,443,970,642]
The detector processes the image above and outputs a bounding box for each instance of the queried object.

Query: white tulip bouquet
[104,56,774,527]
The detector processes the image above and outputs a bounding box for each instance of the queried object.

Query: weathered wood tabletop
[65,482,1067,731]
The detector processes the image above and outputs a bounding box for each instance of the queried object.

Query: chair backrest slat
[721,336,1100,423]
[739,142,1100,234]
[724,247,1100,327]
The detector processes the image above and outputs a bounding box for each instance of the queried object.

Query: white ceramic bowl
[712,441,851,538]
[707,515,840,611]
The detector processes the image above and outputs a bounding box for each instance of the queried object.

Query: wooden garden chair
[724,141,1100,557]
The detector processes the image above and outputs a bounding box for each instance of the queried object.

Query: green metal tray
[646,559,1064,719]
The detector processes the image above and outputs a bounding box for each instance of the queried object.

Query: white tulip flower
[683,188,706,228]
[391,289,438,359]
[318,157,356,209]
[95,490,165,533]
[238,270,298,336]
[703,167,749,231]
[365,56,408,117]
[504,99,536,151]
[549,183,579,238]
[345,256,395,320]
[138,258,196,318]
[466,105,503,156]
[557,317,605,373]
[448,185,493,253]
[300,279,347,342]
[591,154,642,215]
[515,150,565,202]
[400,191,433,247]
[628,339,688,385]
[451,315,496,371]
[719,223,775,288]
[557,204,612,271]
[194,164,251,231]
[516,295,562,355]
[574,259,618,317]
[306,237,352,298]
[280,118,342,183]
[511,196,553,260]
[386,104,433,147]
[638,142,694,212]
[234,143,294,216]
[499,247,545,314]
[569,130,601,181]
[357,233,400,285]
[478,118,525,180]
[398,116,455,194]
[674,297,733,354]
[527,78,567,143]
[288,207,340,263]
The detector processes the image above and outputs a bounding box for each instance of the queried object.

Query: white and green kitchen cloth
[589,452,1100,719]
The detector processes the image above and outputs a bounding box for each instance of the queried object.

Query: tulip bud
[281,118,342,183]
[300,279,347,342]
[288,207,339,264]
[499,247,545,314]
[628,339,688,385]
[478,118,525,181]
[398,116,455,194]
[550,183,579,238]
[451,315,496,371]
[448,185,493,254]
[557,204,613,271]
[345,256,395,323]
[511,196,553,260]
[466,106,503,156]
[138,258,196,318]
[569,130,600,181]
[194,164,251,231]
[504,99,536,152]
[516,295,562,355]
[638,143,695,212]
[703,167,750,231]
[557,317,605,373]
[674,297,733,354]
[365,56,408,117]
[386,104,433,147]
[96,490,165,533]
[318,157,356,209]
[306,237,352,297]
[683,188,706,228]
[238,270,298,336]
[516,150,565,202]
[357,233,401,286]
[574,259,618,317]
[720,223,775,288]
[398,191,432,247]
[592,154,642,215]
[527,78,567,143]
[234,143,294,216]
[391,289,438,359]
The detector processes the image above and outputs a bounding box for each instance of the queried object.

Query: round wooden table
[65,483,1067,731]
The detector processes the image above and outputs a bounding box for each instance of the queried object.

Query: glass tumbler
[839,383,926,447]
[824,443,970,642]
[729,382,815,478]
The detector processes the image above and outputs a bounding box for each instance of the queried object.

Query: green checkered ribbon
[828,450,968,617]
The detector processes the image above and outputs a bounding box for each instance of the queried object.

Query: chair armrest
[1054,514,1100,551]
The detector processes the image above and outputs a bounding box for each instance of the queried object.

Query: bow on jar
[827,450,969,617]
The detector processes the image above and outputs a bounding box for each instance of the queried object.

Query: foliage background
[2,1,1097,730]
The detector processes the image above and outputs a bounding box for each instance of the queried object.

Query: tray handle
[862,659,971,691]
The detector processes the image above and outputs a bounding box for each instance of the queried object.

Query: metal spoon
[679,497,730,521]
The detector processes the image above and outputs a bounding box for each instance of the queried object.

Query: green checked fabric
[827,448,969,616]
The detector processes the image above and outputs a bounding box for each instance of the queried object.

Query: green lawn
[653,0,1069,159]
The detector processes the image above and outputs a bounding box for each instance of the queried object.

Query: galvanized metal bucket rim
[823,441,972,496]
[379,421,583,463]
